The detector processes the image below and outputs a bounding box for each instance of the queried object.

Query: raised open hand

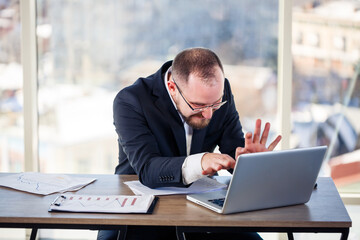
[235,119,282,160]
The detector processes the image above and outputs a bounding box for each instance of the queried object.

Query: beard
[178,111,211,129]
[173,97,212,129]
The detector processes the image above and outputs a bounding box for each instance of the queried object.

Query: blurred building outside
[292,0,360,191]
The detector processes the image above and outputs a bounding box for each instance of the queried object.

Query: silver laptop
[187,146,327,214]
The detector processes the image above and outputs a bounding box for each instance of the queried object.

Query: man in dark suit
[98,48,281,240]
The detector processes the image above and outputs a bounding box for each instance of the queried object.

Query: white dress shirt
[163,69,205,184]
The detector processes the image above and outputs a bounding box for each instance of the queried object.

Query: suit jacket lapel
[152,63,187,156]
[154,97,187,156]
[170,120,187,156]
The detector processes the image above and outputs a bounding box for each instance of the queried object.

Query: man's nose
[201,107,213,119]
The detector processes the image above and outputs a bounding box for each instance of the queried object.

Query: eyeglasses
[172,76,227,113]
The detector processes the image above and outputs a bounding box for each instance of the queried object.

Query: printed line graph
[75,196,135,208]
[17,174,41,191]
[121,198,128,207]
[16,173,66,192]
[49,194,154,213]
[0,172,96,195]
[63,197,137,208]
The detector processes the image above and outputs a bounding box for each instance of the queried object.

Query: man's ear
[167,73,176,95]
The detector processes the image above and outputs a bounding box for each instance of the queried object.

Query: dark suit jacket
[113,61,245,188]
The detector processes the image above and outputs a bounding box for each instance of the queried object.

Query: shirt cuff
[182,152,206,185]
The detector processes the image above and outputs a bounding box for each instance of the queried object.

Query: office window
[292,1,360,194]
[0,1,26,239]
[36,0,119,175]
[36,0,279,177]
[0,0,23,173]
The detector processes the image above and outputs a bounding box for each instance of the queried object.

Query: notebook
[187,146,327,214]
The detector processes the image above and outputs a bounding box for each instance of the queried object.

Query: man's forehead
[184,72,224,105]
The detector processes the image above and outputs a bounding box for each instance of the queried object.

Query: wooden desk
[0,174,352,240]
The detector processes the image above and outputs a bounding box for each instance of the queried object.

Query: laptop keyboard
[208,198,225,207]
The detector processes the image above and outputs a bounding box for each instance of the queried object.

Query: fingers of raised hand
[245,120,274,151]
[253,119,262,143]
[244,132,253,147]
[267,135,282,151]
[260,122,270,145]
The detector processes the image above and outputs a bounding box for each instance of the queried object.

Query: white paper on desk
[124,177,227,196]
[49,194,155,213]
[0,172,96,195]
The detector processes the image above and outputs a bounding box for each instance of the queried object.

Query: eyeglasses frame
[171,75,227,113]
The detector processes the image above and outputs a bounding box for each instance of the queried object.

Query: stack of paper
[124,177,227,196]
[49,194,156,213]
[0,172,96,195]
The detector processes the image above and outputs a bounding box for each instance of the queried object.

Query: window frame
[21,0,39,173]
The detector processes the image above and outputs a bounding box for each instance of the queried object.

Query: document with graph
[48,194,157,213]
[0,172,96,195]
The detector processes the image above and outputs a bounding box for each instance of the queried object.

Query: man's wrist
[181,152,207,184]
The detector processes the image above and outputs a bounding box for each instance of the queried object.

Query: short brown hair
[172,48,224,84]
